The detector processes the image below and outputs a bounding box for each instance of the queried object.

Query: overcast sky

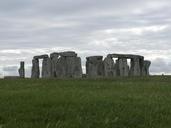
[0,0,171,77]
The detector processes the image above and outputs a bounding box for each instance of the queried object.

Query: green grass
[0,76,171,128]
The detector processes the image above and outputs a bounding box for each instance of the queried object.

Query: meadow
[0,76,171,128]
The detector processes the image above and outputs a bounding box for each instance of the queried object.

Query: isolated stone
[18,61,25,78]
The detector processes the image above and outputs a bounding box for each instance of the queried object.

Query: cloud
[0,0,171,76]
[150,58,171,75]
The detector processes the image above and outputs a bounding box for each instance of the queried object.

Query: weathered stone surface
[34,54,48,59]
[55,56,67,78]
[42,57,52,78]
[108,54,144,59]
[29,52,150,79]
[86,56,104,78]
[50,53,59,77]
[31,58,40,78]
[117,58,129,76]
[55,56,82,78]
[50,52,59,58]
[59,51,77,57]
[49,51,82,78]
[18,61,25,78]
[142,60,151,76]
[103,57,116,77]
[106,53,145,77]
[65,56,82,78]
[129,57,141,76]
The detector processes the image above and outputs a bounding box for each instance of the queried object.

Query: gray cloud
[0,0,171,76]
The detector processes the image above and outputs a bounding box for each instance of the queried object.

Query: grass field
[0,76,171,128]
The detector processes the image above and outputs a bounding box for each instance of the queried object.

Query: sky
[0,0,171,77]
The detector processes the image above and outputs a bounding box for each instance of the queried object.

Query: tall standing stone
[50,53,59,77]
[130,57,141,76]
[50,51,82,78]
[65,56,82,78]
[86,56,104,78]
[56,56,67,78]
[31,58,40,78]
[142,60,151,76]
[42,57,52,78]
[103,56,116,77]
[18,61,25,78]
[117,58,129,76]
[57,51,82,78]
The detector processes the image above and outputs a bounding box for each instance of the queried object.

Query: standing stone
[55,56,67,78]
[115,59,120,76]
[50,51,82,78]
[103,57,116,77]
[50,53,59,77]
[65,56,82,78]
[31,58,40,78]
[56,51,82,78]
[73,57,82,78]
[86,56,104,78]
[18,61,25,78]
[130,57,141,76]
[142,60,151,76]
[117,58,129,76]
[42,57,52,78]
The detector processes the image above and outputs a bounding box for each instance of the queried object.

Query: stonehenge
[86,53,150,78]
[106,54,145,77]
[20,51,151,79]
[31,51,82,78]
[18,61,25,78]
